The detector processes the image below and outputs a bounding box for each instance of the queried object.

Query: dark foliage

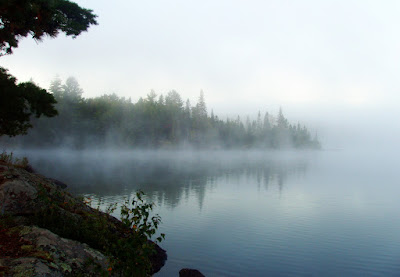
[0,67,57,137]
[0,0,98,55]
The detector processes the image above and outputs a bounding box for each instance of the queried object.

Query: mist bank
[1,77,320,150]
[9,149,314,206]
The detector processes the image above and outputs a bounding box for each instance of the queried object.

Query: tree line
[0,2,319,150]
[4,77,320,149]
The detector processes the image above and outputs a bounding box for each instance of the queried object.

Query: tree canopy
[0,0,97,137]
[0,67,57,136]
[0,0,98,55]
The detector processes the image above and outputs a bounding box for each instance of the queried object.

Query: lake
[14,149,400,276]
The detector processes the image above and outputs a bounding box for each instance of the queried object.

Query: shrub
[0,151,29,168]
[105,191,165,276]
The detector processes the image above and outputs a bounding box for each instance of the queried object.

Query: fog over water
[9,148,400,276]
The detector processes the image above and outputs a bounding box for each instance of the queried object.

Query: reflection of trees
[23,151,309,209]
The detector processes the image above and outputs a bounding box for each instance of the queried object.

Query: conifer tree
[0,1,97,137]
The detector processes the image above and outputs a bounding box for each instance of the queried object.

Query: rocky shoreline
[0,161,167,276]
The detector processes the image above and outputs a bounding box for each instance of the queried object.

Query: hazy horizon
[3,0,400,150]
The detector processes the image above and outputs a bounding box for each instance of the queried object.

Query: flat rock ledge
[0,225,109,276]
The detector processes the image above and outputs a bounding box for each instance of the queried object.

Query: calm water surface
[16,149,400,276]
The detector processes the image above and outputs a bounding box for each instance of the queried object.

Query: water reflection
[18,150,310,209]
[13,149,400,276]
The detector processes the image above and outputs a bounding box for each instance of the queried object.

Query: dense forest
[3,77,320,149]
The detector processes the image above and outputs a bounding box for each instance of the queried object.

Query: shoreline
[0,161,167,276]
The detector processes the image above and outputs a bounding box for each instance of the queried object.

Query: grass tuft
[0,151,29,169]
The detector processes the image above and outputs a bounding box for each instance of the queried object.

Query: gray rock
[0,179,38,215]
[47,178,68,189]
[0,226,109,276]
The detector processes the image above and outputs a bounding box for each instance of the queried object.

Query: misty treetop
[5,77,320,149]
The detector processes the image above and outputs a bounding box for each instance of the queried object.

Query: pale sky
[2,0,400,148]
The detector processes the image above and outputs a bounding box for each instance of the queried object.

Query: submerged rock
[179,268,206,277]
